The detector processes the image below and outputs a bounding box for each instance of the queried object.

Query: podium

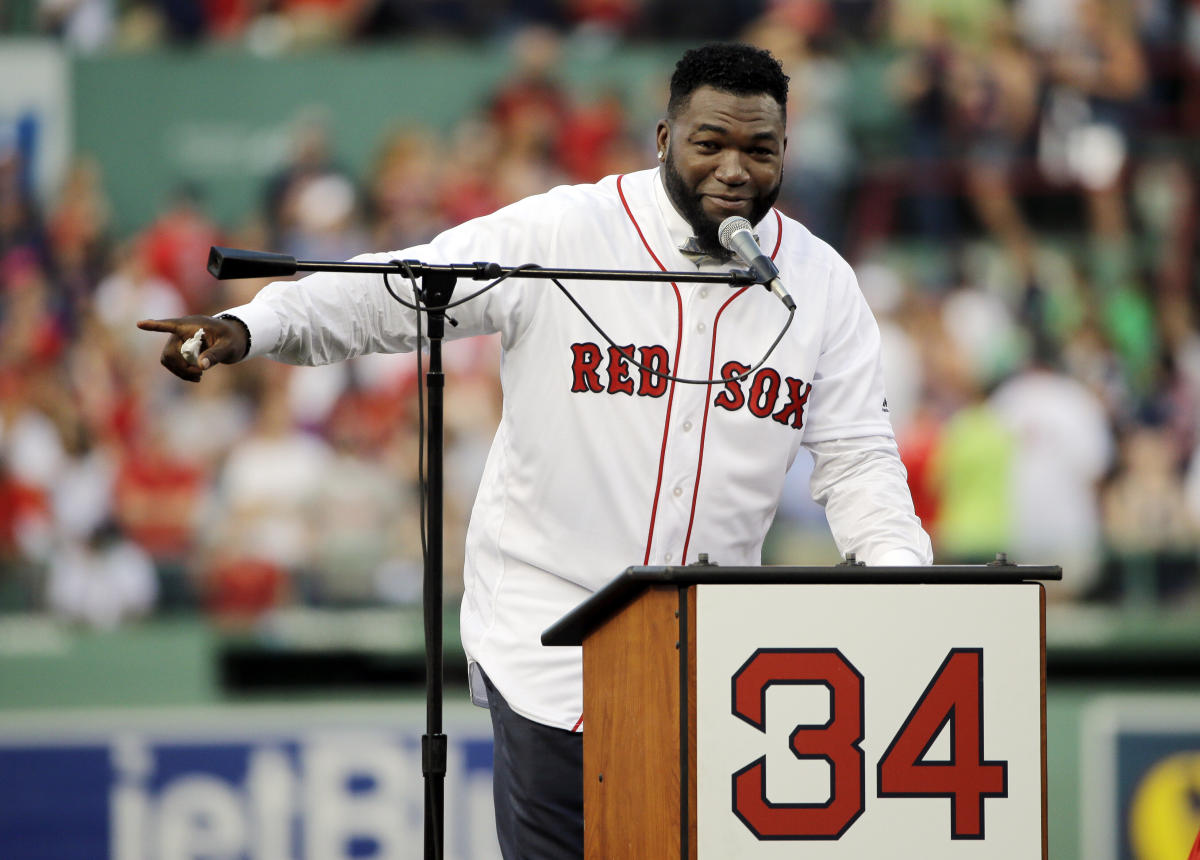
[542,563,1060,860]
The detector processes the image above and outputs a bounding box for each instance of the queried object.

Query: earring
[658,151,665,160]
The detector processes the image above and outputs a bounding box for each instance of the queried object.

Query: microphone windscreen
[718,216,753,252]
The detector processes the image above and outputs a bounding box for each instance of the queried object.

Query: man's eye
[695,141,719,151]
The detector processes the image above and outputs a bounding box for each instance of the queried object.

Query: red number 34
[730,648,1008,841]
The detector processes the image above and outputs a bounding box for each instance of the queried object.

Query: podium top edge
[540,563,1062,646]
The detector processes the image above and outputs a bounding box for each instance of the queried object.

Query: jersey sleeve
[222,188,573,366]
[808,435,933,565]
[800,258,895,443]
[796,251,930,564]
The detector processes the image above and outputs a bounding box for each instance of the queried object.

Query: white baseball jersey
[223,167,932,730]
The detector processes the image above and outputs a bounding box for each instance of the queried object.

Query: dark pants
[482,672,584,860]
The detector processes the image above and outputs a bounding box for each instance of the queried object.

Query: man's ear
[655,121,669,160]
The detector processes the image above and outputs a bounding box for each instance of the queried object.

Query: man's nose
[713,150,750,185]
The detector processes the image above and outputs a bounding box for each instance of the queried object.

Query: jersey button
[664,552,673,563]
[683,420,693,432]
[697,322,707,333]
[699,288,709,299]
[673,487,683,497]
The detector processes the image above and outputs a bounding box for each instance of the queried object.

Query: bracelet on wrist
[215,313,252,360]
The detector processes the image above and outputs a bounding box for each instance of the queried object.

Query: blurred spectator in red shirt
[489,27,570,161]
[201,554,287,624]
[140,182,222,312]
[112,415,205,566]
[555,88,635,183]
[200,0,254,39]
[438,116,506,226]
[562,0,642,34]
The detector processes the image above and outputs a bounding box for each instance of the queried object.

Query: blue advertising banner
[0,702,500,860]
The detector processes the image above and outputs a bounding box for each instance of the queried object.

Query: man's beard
[661,151,782,259]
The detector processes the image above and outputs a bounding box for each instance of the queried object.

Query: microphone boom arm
[207,246,758,286]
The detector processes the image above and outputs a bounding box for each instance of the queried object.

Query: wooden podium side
[581,584,694,859]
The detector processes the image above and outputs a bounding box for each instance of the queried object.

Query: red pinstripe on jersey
[616,173,685,567]
[568,173,687,735]
[681,210,783,564]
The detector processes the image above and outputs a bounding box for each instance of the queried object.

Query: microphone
[718,217,795,311]
[208,246,298,280]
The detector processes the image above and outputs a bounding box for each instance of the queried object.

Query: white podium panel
[696,583,1044,859]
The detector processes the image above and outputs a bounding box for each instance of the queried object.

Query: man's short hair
[667,43,789,118]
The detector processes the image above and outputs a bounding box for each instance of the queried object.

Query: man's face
[657,86,786,257]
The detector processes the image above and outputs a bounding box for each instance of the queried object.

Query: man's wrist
[216,313,252,361]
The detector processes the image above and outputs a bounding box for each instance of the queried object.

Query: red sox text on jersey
[569,341,813,430]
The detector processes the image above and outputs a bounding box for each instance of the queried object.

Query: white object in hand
[180,328,206,365]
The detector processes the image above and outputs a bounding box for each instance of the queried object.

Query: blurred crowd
[2,0,1200,631]
[20,0,833,50]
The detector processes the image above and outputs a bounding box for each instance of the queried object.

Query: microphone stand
[206,246,758,860]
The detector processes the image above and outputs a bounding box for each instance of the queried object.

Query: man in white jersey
[140,43,932,859]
